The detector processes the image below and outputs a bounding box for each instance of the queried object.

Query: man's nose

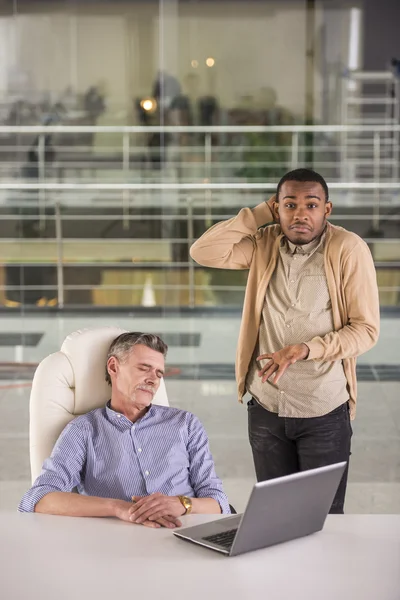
[293,206,308,220]
[145,373,156,385]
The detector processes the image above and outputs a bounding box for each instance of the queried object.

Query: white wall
[175,4,307,116]
[0,1,355,122]
[0,12,129,107]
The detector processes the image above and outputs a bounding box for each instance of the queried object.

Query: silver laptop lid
[230,461,347,556]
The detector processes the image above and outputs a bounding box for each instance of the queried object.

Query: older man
[19,332,230,527]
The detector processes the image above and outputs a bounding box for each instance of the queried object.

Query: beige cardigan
[190,201,380,419]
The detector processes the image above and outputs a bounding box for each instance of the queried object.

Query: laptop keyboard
[202,528,238,549]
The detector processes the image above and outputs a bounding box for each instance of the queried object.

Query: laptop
[173,461,346,557]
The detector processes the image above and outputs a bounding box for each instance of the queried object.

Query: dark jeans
[248,399,353,514]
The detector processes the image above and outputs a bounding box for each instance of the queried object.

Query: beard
[287,232,316,245]
[132,385,155,404]
[285,222,327,246]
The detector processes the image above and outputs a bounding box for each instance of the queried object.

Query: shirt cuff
[202,491,231,515]
[18,485,59,513]
[304,339,324,361]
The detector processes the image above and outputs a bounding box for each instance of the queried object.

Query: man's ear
[325,201,333,217]
[107,356,118,379]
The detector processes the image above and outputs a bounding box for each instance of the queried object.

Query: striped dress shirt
[19,403,230,514]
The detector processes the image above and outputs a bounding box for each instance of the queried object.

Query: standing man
[190,168,380,513]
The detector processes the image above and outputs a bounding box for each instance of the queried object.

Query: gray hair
[105,332,168,385]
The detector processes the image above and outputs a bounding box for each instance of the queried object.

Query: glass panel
[0,0,398,518]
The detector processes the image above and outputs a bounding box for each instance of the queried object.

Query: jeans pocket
[329,403,347,417]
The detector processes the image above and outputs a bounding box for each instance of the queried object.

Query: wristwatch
[178,495,193,515]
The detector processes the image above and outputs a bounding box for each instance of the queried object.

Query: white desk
[1,512,399,600]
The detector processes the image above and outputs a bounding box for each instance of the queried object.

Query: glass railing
[0,125,399,308]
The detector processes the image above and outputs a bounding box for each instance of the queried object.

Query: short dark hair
[105,332,168,385]
[276,168,329,202]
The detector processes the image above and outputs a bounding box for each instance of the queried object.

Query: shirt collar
[105,400,155,431]
[284,228,326,256]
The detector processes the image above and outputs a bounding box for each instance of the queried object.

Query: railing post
[187,196,195,308]
[393,77,400,181]
[291,132,299,170]
[373,132,381,232]
[204,132,212,228]
[55,201,64,308]
[38,134,46,231]
[122,132,130,230]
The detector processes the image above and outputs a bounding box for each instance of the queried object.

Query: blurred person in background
[84,85,106,125]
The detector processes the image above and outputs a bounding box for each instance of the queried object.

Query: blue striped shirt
[19,403,230,514]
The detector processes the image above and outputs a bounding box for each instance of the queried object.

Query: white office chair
[29,327,169,483]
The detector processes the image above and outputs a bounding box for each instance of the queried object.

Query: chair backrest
[29,327,169,483]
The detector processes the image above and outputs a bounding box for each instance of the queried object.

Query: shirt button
[280,391,285,395]
[291,303,296,307]
[286,324,290,328]
[117,415,121,419]
[138,448,142,453]
[290,280,295,283]
[293,257,297,260]
[145,470,149,476]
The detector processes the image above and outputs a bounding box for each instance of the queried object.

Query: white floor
[0,313,399,366]
[0,313,399,514]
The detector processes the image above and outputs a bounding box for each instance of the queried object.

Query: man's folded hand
[114,497,182,529]
[129,492,185,527]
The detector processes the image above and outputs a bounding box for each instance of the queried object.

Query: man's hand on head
[265,194,277,218]
[257,343,310,385]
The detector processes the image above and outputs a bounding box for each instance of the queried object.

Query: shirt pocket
[297,275,331,313]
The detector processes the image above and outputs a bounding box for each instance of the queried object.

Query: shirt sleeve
[18,421,87,513]
[186,414,231,514]
[304,238,380,361]
[190,201,275,270]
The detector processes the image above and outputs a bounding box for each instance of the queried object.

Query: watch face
[181,496,192,512]
[178,495,192,514]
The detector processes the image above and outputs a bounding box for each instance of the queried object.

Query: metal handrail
[2,124,400,133]
[1,124,399,308]
[1,182,400,190]
[0,237,399,245]
[2,214,400,222]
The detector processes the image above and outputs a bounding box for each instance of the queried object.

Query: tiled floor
[0,313,399,514]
